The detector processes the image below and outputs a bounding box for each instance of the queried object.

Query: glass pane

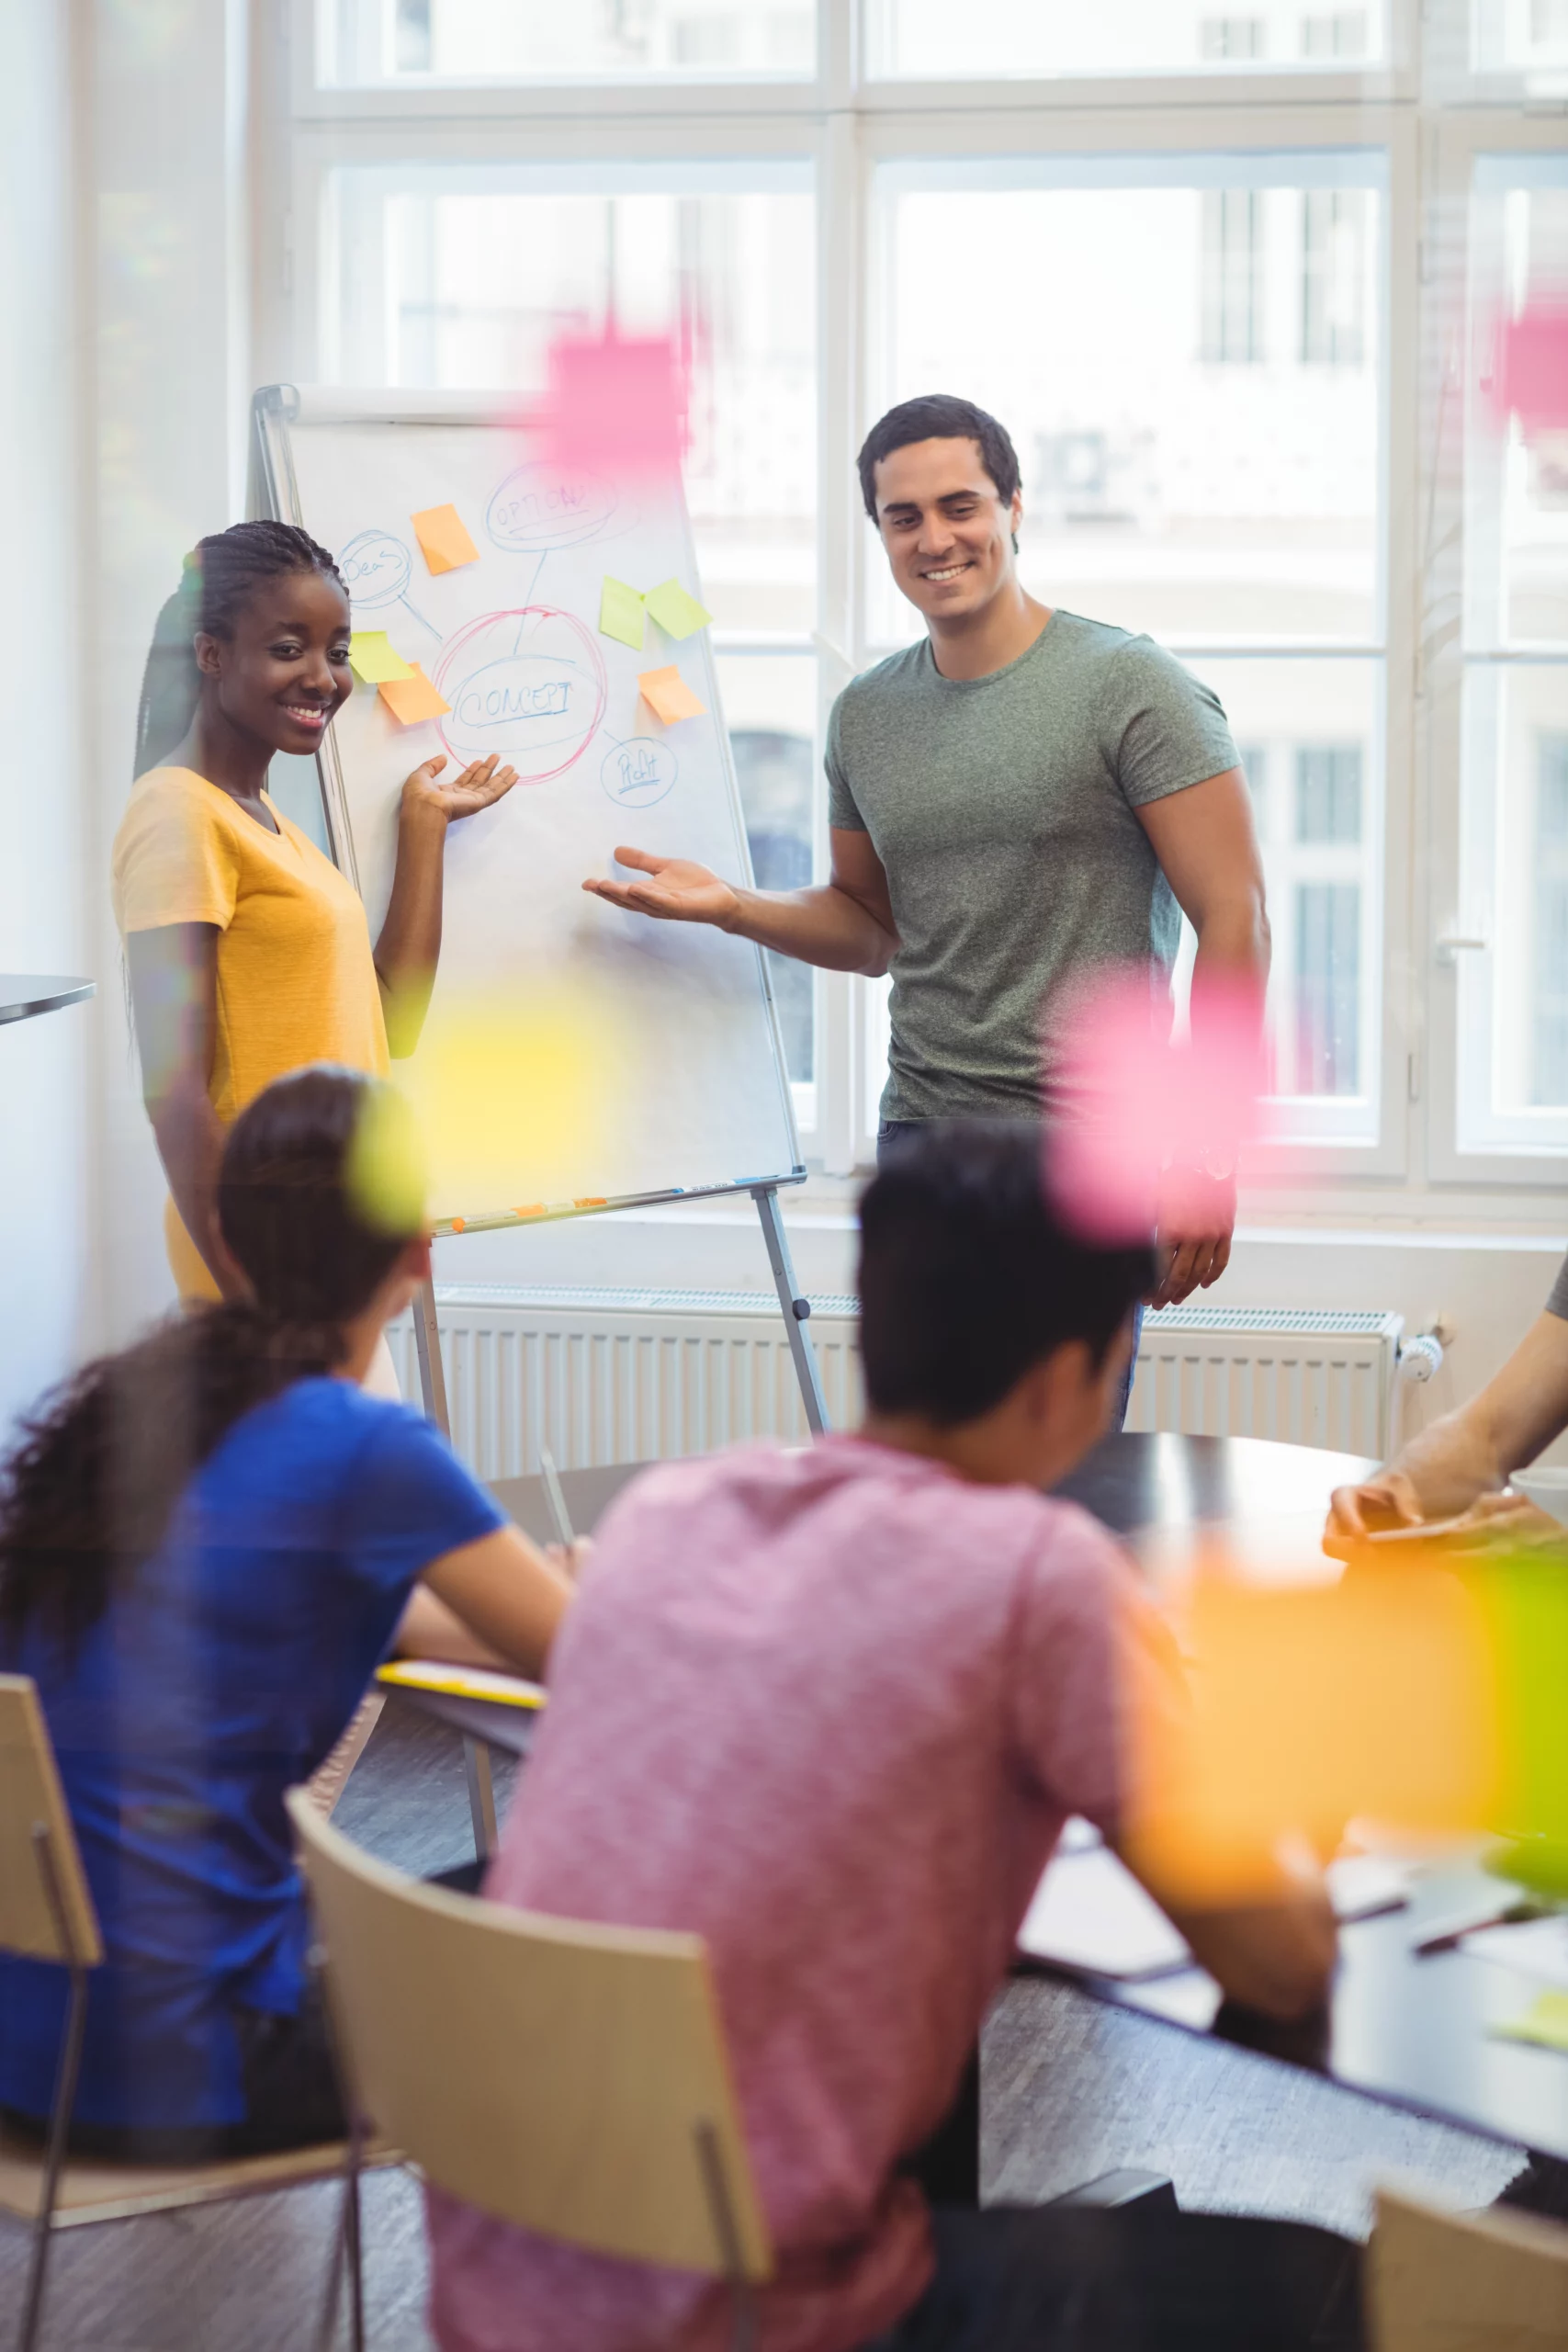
[1466,159,1568,650]
[1457,662,1568,1150]
[869,0,1386,77]
[871,163,1382,647]
[1472,0,1568,76]
[326,0,816,83]
[716,650,818,1085]
[326,168,817,633]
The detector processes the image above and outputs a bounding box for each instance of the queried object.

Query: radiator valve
[1396,1331,1445,1385]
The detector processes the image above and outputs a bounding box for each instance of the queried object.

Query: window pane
[1457,662,1568,1150]
[716,650,818,1086]
[871,163,1382,646]
[869,0,1386,77]
[326,168,817,633]
[1466,159,1568,650]
[326,0,816,83]
[1472,0,1568,75]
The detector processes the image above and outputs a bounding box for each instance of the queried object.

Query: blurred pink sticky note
[637,664,705,726]
[1492,304,1568,435]
[544,329,688,480]
[1045,972,1266,1242]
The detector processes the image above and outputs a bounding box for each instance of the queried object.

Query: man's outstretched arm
[582,825,899,978]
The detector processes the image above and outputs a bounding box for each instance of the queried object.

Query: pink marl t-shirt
[426,1435,1176,2352]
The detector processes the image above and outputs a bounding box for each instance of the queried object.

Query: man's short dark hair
[856,396,1021,522]
[857,1124,1153,1427]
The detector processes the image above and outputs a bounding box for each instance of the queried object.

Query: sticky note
[348,630,415,684]
[644,578,712,639]
[378,664,451,726]
[1495,1993,1568,2053]
[599,577,646,650]
[637,664,707,726]
[411,503,479,576]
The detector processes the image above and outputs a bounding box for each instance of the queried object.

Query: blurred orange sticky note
[411,503,479,575]
[637,664,706,725]
[378,664,451,726]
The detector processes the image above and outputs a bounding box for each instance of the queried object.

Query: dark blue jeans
[874,1122,1145,1430]
[863,2204,1364,2351]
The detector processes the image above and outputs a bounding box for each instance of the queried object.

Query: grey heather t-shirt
[1548,1257,1568,1320]
[826,609,1240,1124]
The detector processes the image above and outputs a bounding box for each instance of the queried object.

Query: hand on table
[1324,1475,1562,1561]
[400,753,519,826]
[582,846,740,929]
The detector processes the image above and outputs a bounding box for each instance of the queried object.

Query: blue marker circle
[339,528,411,606]
[601,736,677,810]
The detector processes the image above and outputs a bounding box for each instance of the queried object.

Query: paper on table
[378,664,451,726]
[349,630,415,684]
[1465,1914,1568,1988]
[644,577,712,639]
[600,576,647,650]
[411,503,479,575]
[1495,1991,1568,2052]
[377,1659,546,1710]
[637,663,707,725]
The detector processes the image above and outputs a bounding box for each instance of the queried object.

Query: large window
[281,0,1565,1191]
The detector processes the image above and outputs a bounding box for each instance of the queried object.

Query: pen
[1412,1899,1548,1957]
[538,1447,575,1551]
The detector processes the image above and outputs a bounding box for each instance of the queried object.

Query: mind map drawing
[338,527,439,639]
[601,736,678,810]
[432,606,608,785]
[485,462,620,553]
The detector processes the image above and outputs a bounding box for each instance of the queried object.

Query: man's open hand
[582,846,741,928]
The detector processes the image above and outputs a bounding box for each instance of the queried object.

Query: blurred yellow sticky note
[411,503,479,575]
[637,664,706,725]
[644,577,712,639]
[599,577,646,650]
[378,664,451,726]
[1495,1992,1568,2052]
[349,630,415,684]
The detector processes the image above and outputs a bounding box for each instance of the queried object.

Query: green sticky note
[644,577,713,640]
[599,577,646,650]
[1494,1991,1568,2053]
[348,631,415,685]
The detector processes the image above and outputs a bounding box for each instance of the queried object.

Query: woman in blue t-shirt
[0,1065,572,2161]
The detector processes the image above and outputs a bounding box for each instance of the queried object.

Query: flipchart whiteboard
[252,387,802,1230]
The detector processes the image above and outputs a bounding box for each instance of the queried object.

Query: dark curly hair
[856,394,1021,523]
[132,519,346,780]
[0,1068,422,1658]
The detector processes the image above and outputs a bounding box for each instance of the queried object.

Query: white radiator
[390,1290,1404,1476]
[1127,1306,1405,1458]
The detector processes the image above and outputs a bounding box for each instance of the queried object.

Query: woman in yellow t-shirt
[114,520,517,1304]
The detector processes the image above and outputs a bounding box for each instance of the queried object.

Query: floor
[0,1702,1531,2352]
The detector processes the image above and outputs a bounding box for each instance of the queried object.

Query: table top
[0,976,95,1026]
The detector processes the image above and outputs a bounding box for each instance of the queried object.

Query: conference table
[389,1432,1568,2173]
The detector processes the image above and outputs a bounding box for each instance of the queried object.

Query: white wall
[0,3,91,1434]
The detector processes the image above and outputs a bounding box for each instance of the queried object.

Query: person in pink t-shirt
[426,1124,1359,2352]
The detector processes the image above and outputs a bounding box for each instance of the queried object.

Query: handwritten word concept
[434,607,607,785]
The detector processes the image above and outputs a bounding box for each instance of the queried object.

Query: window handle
[1435,933,1488,965]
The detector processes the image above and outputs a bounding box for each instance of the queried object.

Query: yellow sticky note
[1495,1993,1568,2053]
[599,577,646,650]
[378,664,451,726]
[411,503,479,576]
[348,630,415,684]
[637,664,707,726]
[644,577,712,639]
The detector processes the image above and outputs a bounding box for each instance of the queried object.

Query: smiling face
[194,569,354,761]
[872,436,1023,628]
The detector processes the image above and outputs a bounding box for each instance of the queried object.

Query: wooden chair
[286,1786,774,2352]
[1368,2184,1568,2349]
[0,1674,393,2352]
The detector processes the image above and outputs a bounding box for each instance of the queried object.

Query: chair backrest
[0,1675,102,1968]
[285,1788,773,2284]
[1370,2185,1568,2350]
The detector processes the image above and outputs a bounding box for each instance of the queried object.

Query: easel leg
[413,1273,451,1437]
[751,1185,829,1437]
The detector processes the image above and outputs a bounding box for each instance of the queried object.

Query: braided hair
[0,1068,422,1657]
[133,519,346,779]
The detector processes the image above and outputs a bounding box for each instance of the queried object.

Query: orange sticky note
[637,664,706,726]
[378,664,451,726]
[411,503,479,576]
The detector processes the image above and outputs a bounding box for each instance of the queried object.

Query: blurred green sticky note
[1495,1991,1568,2053]
[599,577,646,650]
[349,631,415,684]
[645,577,712,639]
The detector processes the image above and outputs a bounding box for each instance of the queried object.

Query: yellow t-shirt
[112,766,391,1300]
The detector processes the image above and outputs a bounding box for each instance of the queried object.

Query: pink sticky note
[637,664,706,726]
[544,328,689,481]
[1491,304,1568,435]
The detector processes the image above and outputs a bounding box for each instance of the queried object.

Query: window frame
[275,0,1460,1190]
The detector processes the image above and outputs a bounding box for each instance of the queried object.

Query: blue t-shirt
[0,1378,504,2131]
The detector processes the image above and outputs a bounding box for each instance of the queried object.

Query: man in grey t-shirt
[585,394,1269,1309]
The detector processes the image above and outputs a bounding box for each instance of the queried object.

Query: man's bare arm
[1134,767,1270,1307]
[581,826,899,979]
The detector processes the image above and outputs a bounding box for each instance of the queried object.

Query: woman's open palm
[401,753,519,826]
[582,846,740,928]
